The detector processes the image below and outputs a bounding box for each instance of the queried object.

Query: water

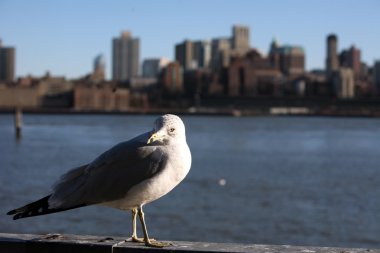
[1,114,380,248]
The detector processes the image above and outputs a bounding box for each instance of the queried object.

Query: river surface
[1,114,380,248]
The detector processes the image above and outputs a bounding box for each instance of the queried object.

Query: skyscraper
[349,46,361,75]
[211,38,231,71]
[326,34,339,77]
[175,40,195,71]
[193,40,211,69]
[175,40,211,71]
[112,31,140,82]
[0,39,15,82]
[232,25,250,54]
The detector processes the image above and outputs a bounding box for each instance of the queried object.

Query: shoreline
[1,106,380,118]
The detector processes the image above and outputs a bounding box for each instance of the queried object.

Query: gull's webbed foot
[130,236,156,243]
[144,239,172,248]
[129,236,144,243]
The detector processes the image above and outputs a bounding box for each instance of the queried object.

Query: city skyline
[0,0,379,79]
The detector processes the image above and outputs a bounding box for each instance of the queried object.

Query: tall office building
[175,40,211,71]
[326,34,339,77]
[174,26,250,73]
[193,40,211,69]
[0,39,15,82]
[112,31,140,82]
[175,40,195,71]
[232,25,250,54]
[211,38,231,71]
[349,46,361,75]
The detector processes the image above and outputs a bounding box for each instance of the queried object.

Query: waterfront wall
[74,85,130,111]
[0,86,39,107]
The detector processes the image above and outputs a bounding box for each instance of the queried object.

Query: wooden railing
[0,233,378,253]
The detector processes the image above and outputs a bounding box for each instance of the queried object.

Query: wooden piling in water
[15,107,22,139]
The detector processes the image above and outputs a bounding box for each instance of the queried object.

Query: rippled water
[1,114,380,248]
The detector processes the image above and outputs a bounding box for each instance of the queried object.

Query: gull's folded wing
[49,131,166,208]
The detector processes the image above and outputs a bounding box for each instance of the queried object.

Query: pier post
[14,107,22,139]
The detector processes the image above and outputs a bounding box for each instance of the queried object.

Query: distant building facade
[74,84,130,111]
[142,58,170,78]
[183,69,212,97]
[280,46,305,76]
[210,25,250,72]
[112,31,140,82]
[373,60,380,93]
[333,67,355,98]
[0,73,73,108]
[231,25,250,54]
[225,49,282,96]
[269,39,305,76]
[92,54,106,81]
[193,40,211,69]
[160,62,183,94]
[174,25,250,73]
[128,77,157,90]
[211,37,231,71]
[175,40,211,71]
[0,85,39,107]
[0,39,15,82]
[326,34,339,77]
[339,46,361,76]
[175,40,194,71]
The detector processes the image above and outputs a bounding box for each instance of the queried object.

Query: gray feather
[49,131,166,209]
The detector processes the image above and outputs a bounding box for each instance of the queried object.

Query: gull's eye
[169,128,175,133]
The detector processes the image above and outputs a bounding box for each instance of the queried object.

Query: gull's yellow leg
[137,206,171,248]
[131,208,144,243]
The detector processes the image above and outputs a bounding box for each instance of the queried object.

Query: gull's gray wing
[49,131,166,209]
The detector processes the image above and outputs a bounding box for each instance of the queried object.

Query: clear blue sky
[1,0,379,79]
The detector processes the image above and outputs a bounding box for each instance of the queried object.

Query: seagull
[7,114,192,248]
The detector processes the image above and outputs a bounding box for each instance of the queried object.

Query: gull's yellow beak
[147,132,159,144]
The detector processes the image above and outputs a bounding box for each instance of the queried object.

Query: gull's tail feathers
[6,195,86,220]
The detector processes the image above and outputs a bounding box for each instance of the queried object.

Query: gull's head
[147,114,186,145]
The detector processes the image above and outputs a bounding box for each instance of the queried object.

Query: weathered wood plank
[0,233,379,253]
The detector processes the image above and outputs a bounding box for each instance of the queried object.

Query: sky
[0,0,379,80]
